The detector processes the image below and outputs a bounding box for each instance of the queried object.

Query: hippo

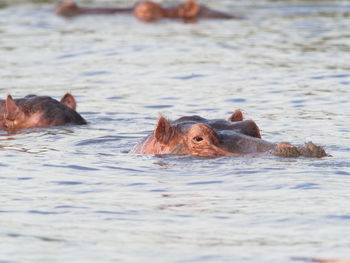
[55,0,237,21]
[0,93,86,130]
[54,1,133,17]
[131,110,327,158]
[133,0,237,22]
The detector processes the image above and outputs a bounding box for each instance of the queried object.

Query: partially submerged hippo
[131,110,327,158]
[0,93,86,130]
[55,0,237,21]
[55,1,133,17]
[134,0,237,22]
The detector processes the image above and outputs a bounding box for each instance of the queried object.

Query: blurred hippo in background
[55,0,238,22]
[0,93,86,130]
[134,0,237,22]
[55,1,133,17]
[131,110,327,158]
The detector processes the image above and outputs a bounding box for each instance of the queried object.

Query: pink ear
[5,95,20,121]
[228,109,243,122]
[154,116,175,143]
[60,93,77,110]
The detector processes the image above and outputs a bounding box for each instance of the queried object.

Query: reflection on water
[0,0,350,263]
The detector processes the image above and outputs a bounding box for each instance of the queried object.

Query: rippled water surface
[1,0,350,262]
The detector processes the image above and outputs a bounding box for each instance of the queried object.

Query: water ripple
[171,74,207,80]
[43,164,100,171]
[52,181,83,185]
[291,183,320,190]
[75,136,123,146]
[144,105,174,109]
[225,98,247,103]
[80,71,111,77]
[311,73,349,80]
[27,210,68,215]
[187,180,224,185]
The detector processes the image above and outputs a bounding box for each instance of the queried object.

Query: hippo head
[134,1,164,21]
[175,0,200,19]
[133,110,276,157]
[150,116,226,156]
[55,1,80,17]
[157,0,201,22]
[0,93,86,130]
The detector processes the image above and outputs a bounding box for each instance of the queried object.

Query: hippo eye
[193,136,203,142]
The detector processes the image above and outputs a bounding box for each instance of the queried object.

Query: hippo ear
[179,0,200,18]
[60,93,77,110]
[228,109,243,122]
[154,116,175,144]
[5,95,20,121]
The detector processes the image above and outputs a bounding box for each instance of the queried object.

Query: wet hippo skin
[54,1,133,17]
[131,110,327,158]
[133,0,237,22]
[55,0,238,22]
[0,93,86,130]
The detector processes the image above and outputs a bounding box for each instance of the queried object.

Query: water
[1,0,350,262]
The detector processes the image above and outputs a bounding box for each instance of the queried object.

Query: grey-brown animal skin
[55,0,238,21]
[0,94,86,130]
[197,5,237,19]
[131,114,327,158]
[131,115,271,156]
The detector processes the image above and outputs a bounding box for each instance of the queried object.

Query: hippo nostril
[193,136,203,142]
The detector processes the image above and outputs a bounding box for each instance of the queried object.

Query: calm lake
[0,0,350,262]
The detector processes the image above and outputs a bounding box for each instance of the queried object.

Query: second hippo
[0,93,86,130]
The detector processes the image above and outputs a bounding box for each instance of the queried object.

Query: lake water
[0,0,350,262]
